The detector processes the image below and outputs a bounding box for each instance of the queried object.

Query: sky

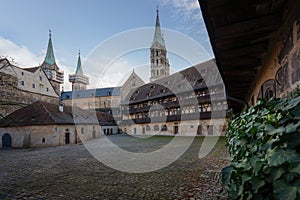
[0,0,213,90]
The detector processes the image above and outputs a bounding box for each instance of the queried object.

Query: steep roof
[125,59,223,104]
[0,101,114,127]
[44,31,56,65]
[75,51,83,75]
[61,87,121,100]
[151,8,165,48]
[23,66,40,73]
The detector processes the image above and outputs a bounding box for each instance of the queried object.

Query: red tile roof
[0,101,115,127]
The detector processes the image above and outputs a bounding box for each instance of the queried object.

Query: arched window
[265,88,274,99]
[161,125,167,131]
[146,125,151,131]
[154,125,159,131]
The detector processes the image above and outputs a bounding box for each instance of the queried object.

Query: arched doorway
[2,133,12,148]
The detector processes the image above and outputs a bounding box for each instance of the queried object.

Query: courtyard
[0,135,230,200]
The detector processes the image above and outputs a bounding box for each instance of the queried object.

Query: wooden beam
[215,14,281,40]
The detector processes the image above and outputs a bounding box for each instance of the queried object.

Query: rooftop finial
[78,49,80,57]
[49,29,52,38]
[156,5,159,15]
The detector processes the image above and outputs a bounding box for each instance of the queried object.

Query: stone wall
[247,2,300,105]
[121,118,226,136]
[0,124,105,148]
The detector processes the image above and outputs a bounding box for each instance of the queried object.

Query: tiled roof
[61,87,121,100]
[0,101,115,127]
[125,59,219,104]
[23,66,40,73]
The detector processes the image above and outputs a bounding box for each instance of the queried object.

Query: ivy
[222,97,300,199]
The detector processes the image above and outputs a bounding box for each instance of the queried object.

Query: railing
[121,111,226,125]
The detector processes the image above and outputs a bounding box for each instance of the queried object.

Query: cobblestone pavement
[0,135,230,200]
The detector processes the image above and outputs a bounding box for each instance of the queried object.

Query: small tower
[69,50,89,91]
[41,30,64,95]
[150,7,170,82]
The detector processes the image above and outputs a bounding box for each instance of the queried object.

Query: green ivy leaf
[290,162,300,174]
[271,167,285,181]
[285,122,300,134]
[267,149,299,167]
[251,178,265,193]
[273,181,298,200]
[221,166,233,186]
[292,104,300,120]
[267,127,285,136]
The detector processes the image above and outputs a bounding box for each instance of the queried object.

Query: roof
[125,59,224,104]
[23,66,40,73]
[152,8,165,47]
[44,31,56,65]
[61,87,121,100]
[0,101,115,127]
[199,0,287,112]
[75,51,83,75]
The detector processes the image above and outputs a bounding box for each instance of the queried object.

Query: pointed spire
[152,6,165,47]
[75,50,83,75]
[44,30,56,65]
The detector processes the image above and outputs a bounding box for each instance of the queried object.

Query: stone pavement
[0,135,230,199]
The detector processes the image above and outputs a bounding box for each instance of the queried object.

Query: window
[39,76,42,81]
[81,127,84,134]
[21,72,24,75]
[134,128,137,134]
[146,125,151,131]
[20,81,24,86]
[32,84,35,88]
[154,125,159,131]
[31,116,36,120]
[42,138,45,143]
[46,87,49,92]
[161,125,167,131]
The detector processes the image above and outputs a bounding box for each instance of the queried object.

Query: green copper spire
[45,30,56,65]
[152,7,165,47]
[75,50,83,75]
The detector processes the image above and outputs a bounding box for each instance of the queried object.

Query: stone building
[0,101,118,148]
[40,31,64,95]
[0,58,59,118]
[199,0,300,112]
[69,51,89,91]
[61,69,145,124]
[150,8,170,82]
[121,59,227,136]
[0,31,64,118]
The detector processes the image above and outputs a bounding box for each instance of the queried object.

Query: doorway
[197,125,202,135]
[174,126,178,134]
[2,133,12,148]
[65,132,70,144]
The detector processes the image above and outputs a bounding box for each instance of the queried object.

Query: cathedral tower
[150,8,170,82]
[69,50,89,91]
[40,30,64,95]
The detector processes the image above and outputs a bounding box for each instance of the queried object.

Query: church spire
[152,6,165,47]
[75,50,83,75]
[44,30,56,65]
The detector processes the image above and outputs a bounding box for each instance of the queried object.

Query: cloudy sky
[0,0,213,90]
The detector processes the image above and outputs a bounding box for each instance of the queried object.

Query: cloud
[0,36,43,67]
[161,0,201,21]
[0,36,74,91]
